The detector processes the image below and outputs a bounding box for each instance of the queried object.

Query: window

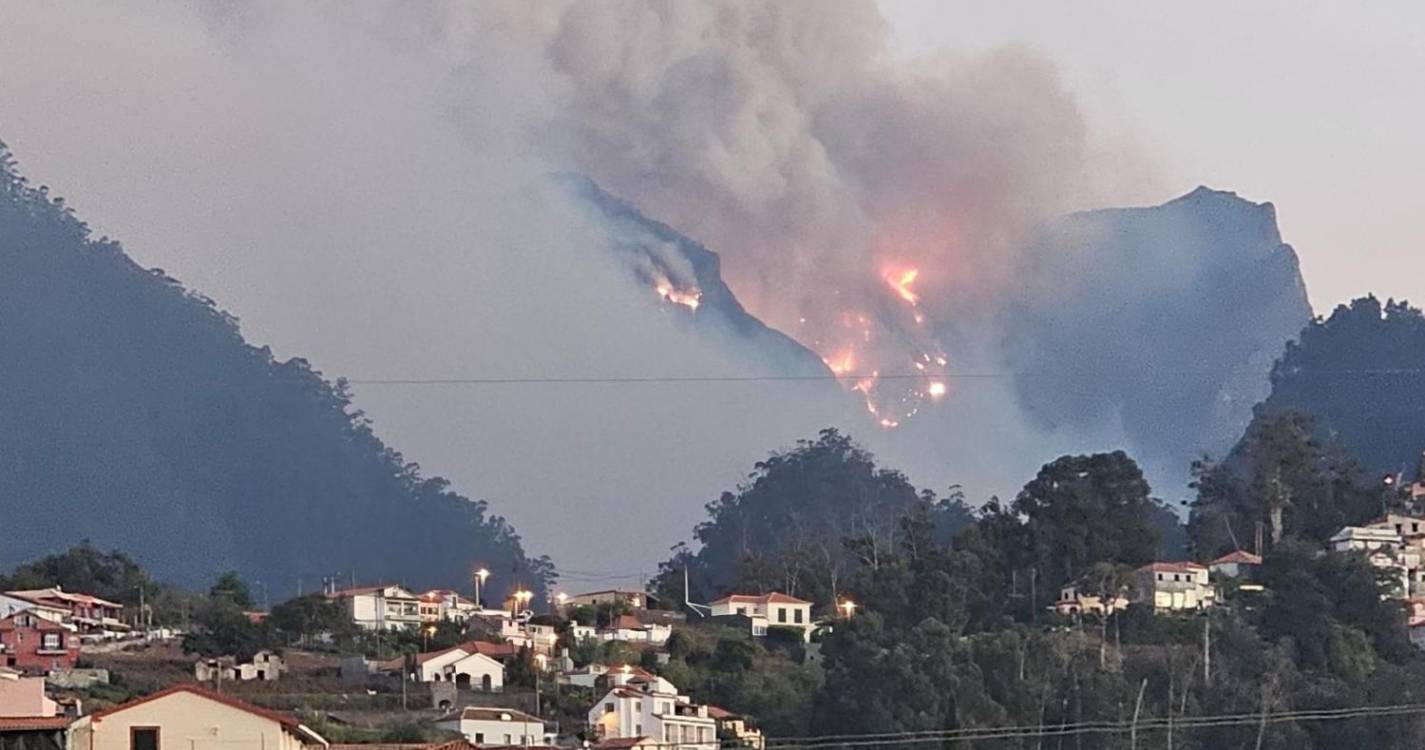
[793,609,804,624]
[635,701,642,713]
[41,633,61,651]
[605,703,615,714]
[736,607,746,616]
[635,725,642,736]
[131,727,160,750]
[665,726,674,742]
[503,735,511,745]
[777,608,787,623]
[475,734,485,744]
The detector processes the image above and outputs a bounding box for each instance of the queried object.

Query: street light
[554,592,569,609]
[423,624,436,651]
[838,599,857,618]
[474,568,490,608]
[512,589,533,618]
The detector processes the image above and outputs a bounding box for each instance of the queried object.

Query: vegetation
[649,427,1425,749]
[0,140,552,598]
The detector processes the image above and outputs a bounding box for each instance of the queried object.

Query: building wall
[81,692,320,750]
[0,676,56,717]
[437,718,541,745]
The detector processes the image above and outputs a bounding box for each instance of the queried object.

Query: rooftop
[435,707,542,724]
[709,592,812,606]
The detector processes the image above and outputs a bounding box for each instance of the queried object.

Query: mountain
[562,174,835,378]
[1254,296,1425,478]
[0,140,551,598]
[1000,186,1314,491]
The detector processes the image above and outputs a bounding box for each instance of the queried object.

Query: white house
[566,590,648,610]
[326,585,422,631]
[418,590,481,625]
[72,684,327,750]
[194,650,286,682]
[500,620,558,655]
[434,706,544,746]
[1133,562,1215,611]
[599,615,671,645]
[1329,525,1424,597]
[416,643,505,691]
[1050,582,1128,617]
[588,671,717,750]
[708,593,814,640]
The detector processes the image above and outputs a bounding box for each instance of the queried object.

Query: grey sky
[879,0,1425,312]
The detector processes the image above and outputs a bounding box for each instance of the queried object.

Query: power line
[346,368,1425,386]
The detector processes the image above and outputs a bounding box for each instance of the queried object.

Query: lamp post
[474,568,490,608]
[423,624,436,651]
[838,599,857,618]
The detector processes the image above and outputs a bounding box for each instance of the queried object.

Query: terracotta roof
[1137,562,1207,574]
[607,615,645,630]
[1210,550,1263,566]
[705,705,739,720]
[434,706,542,724]
[325,585,414,599]
[331,742,476,750]
[468,641,519,659]
[709,592,812,606]
[0,717,72,732]
[0,611,69,631]
[5,588,123,609]
[91,683,320,742]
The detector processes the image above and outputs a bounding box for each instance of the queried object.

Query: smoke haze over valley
[0,1,1375,586]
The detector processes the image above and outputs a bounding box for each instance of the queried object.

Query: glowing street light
[474,568,490,607]
[555,592,569,608]
[838,599,858,618]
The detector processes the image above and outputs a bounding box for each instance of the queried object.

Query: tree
[1012,452,1162,597]
[209,571,255,609]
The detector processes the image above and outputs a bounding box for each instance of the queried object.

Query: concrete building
[416,644,505,690]
[565,591,648,610]
[194,650,286,683]
[589,671,717,750]
[707,593,814,640]
[1133,562,1215,611]
[326,585,422,631]
[434,707,544,746]
[72,684,327,750]
[0,672,57,718]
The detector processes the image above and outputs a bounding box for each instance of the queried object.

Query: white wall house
[1133,562,1215,611]
[588,671,717,750]
[326,585,422,631]
[418,590,481,624]
[435,706,544,746]
[500,619,558,655]
[417,644,504,691]
[599,616,671,645]
[1051,583,1128,617]
[1330,525,1424,597]
[73,684,327,750]
[708,593,814,640]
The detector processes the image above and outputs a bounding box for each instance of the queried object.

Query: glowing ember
[885,268,920,306]
[928,381,947,399]
[825,351,855,375]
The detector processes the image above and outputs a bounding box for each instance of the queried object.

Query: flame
[928,381,946,399]
[655,281,702,310]
[825,350,855,376]
[885,268,920,306]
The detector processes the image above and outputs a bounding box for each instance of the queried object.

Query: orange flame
[655,281,701,310]
[885,268,920,306]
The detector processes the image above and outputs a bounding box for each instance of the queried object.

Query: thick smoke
[0,1,1140,580]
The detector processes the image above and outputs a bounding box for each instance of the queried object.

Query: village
[9,476,1425,750]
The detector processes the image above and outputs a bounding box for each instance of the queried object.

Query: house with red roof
[414,642,505,690]
[1208,550,1264,579]
[3,588,127,639]
[433,707,545,746]
[588,670,716,750]
[0,715,72,750]
[708,592,814,640]
[1133,562,1215,611]
[70,684,327,750]
[0,609,80,673]
[598,615,671,645]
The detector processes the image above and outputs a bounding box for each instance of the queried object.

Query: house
[706,706,763,750]
[433,707,544,746]
[1133,562,1215,611]
[0,672,58,718]
[0,610,80,673]
[499,620,558,655]
[1329,525,1424,597]
[326,585,422,631]
[599,616,671,645]
[594,739,660,750]
[707,593,814,640]
[3,589,127,639]
[0,716,72,750]
[1366,513,1425,549]
[416,643,505,690]
[70,683,327,750]
[566,591,648,611]
[419,591,481,625]
[1208,550,1263,579]
[588,671,717,750]
[195,650,287,683]
[0,596,67,625]
[1050,582,1128,617]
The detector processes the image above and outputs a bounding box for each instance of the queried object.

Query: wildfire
[825,350,855,376]
[885,268,920,306]
[655,281,701,310]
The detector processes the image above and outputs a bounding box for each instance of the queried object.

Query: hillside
[1255,296,1425,477]
[0,141,551,597]
[1002,186,1314,488]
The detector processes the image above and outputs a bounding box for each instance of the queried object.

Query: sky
[1,1,1422,588]
[878,0,1425,313]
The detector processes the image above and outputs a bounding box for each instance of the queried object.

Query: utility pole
[1202,614,1211,685]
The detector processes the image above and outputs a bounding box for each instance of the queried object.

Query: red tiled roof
[0,717,72,732]
[705,705,738,720]
[1210,550,1263,566]
[709,592,812,606]
[331,742,478,750]
[91,684,307,733]
[468,641,519,659]
[607,615,645,630]
[0,611,68,631]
